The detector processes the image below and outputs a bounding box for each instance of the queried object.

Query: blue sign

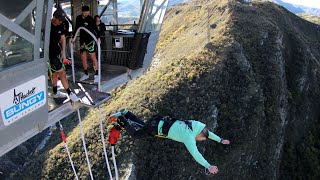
[4,91,45,120]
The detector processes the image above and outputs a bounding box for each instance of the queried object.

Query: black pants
[119,111,161,139]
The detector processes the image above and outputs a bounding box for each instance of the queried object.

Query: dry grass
[298,13,320,25]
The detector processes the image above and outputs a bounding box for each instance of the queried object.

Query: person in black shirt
[74,5,100,82]
[62,19,71,37]
[49,9,79,102]
[94,15,106,51]
[94,15,106,37]
[61,19,72,60]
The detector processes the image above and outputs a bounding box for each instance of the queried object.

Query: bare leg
[89,52,98,71]
[52,72,59,87]
[81,51,88,71]
[58,70,70,90]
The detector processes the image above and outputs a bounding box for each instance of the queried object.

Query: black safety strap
[161,116,193,136]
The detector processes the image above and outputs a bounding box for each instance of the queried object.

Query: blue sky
[282,0,320,9]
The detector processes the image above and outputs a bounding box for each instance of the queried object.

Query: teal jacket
[158,120,221,168]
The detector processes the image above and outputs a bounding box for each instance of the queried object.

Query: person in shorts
[74,5,100,82]
[49,9,79,102]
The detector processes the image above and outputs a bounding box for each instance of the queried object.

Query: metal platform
[49,82,111,109]
[72,82,112,107]
[0,31,161,157]
[48,63,126,111]
[48,31,159,126]
[0,0,170,158]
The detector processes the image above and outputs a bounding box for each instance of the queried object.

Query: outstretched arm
[184,136,226,175]
[208,131,230,144]
[208,131,221,142]
[184,137,211,168]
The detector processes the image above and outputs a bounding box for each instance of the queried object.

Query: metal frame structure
[0,0,171,158]
[0,0,53,157]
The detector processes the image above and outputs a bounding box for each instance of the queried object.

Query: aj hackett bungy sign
[0,76,46,126]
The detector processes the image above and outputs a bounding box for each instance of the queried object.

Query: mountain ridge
[271,0,320,15]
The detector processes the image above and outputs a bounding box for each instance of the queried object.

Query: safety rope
[87,41,96,52]
[58,121,79,180]
[80,40,96,52]
[99,107,113,179]
[47,55,65,83]
[77,110,94,180]
[71,26,105,180]
[111,146,119,180]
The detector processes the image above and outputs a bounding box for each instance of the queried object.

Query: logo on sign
[13,87,36,105]
[5,91,45,119]
[0,76,47,126]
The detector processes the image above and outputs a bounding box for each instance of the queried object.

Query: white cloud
[282,0,320,9]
